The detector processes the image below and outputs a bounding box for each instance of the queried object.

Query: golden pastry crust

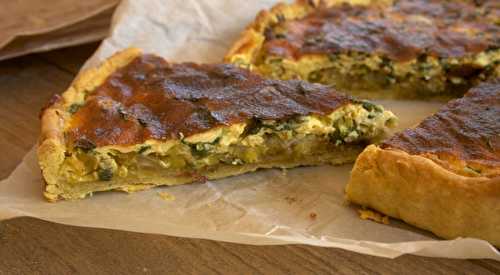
[346,145,500,247]
[38,48,143,201]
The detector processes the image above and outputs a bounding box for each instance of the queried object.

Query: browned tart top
[382,80,500,172]
[263,0,499,61]
[66,54,352,147]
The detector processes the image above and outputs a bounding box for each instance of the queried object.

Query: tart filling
[61,102,395,187]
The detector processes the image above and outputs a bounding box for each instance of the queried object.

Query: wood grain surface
[0,43,498,274]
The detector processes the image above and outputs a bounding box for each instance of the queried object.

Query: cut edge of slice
[43,103,395,201]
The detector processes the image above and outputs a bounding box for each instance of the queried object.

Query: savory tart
[225,0,500,99]
[346,80,500,246]
[38,48,396,201]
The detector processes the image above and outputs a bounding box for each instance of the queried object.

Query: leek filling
[249,49,500,99]
[60,103,396,184]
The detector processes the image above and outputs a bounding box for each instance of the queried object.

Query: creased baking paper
[0,0,498,260]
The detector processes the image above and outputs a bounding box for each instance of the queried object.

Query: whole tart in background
[225,0,500,100]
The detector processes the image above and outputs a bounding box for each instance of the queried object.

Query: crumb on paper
[309,212,317,220]
[117,184,154,193]
[358,209,390,225]
[284,196,297,204]
[158,191,175,201]
[194,174,208,183]
[281,168,288,176]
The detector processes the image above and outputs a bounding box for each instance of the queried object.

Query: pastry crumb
[281,168,288,176]
[118,184,154,193]
[358,209,390,224]
[193,174,208,183]
[158,191,175,201]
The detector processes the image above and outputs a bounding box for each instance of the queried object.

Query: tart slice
[346,81,500,246]
[225,0,500,99]
[38,48,396,201]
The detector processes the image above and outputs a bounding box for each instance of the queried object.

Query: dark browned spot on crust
[66,54,352,147]
[381,80,500,167]
[263,0,499,61]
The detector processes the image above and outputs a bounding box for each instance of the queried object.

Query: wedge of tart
[225,0,500,99]
[38,48,396,201]
[346,80,500,246]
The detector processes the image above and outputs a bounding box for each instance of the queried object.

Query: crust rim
[346,145,500,247]
[37,48,143,201]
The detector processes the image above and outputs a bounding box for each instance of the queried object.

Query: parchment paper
[1,0,499,260]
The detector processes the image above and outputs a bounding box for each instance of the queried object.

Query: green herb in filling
[68,103,82,114]
[98,168,113,181]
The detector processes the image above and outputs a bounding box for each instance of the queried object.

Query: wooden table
[0,43,498,274]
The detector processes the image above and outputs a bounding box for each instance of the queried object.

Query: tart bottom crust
[346,145,500,247]
[47,149,360,201]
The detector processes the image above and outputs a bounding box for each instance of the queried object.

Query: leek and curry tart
[225,0,500,100]
[38,48,396,201]
[346,80,500,246]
